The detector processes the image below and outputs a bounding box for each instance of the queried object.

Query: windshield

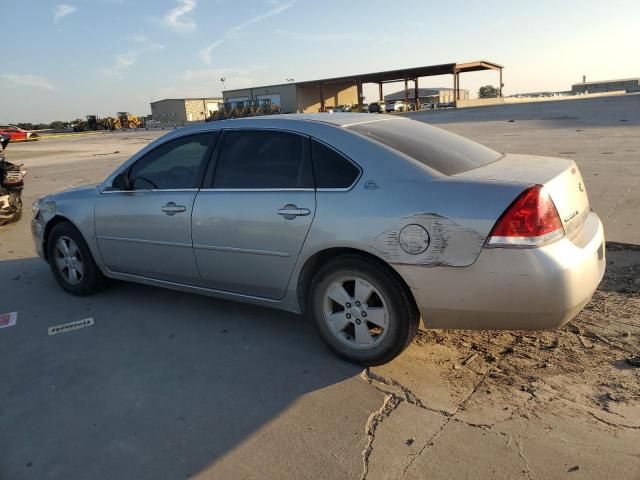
[348,119,502,175]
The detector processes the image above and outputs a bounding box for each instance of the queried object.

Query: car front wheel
[47,222,107,296]
[310,255,419,365]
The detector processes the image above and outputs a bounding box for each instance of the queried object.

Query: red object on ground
[0,312,17,328]
[0,125,36,141]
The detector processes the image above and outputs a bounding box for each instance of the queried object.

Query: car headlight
[32,200,41,218]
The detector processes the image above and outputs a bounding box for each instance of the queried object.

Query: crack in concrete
[361,369,453,417]
[606,174,640,219]
[360,391,402,480]
[450,409,518,431]
[358,368,455,480]
[358,335,638,480]
[585,410,640,430]
[514,436,534,480]
[359,365,521,480]
[397,339,517,479]
[449,419,537,479]
[540,419,640,458]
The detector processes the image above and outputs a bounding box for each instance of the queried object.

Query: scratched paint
[371,213,485,267]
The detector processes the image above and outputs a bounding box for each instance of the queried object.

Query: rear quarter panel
[279,121,529,296]
[298,176,527,270]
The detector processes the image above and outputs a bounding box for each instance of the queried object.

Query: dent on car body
[371,212,485,267]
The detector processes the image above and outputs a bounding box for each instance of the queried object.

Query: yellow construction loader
[205,103,234,122]
[75,115,121,131]
[230,101,250,118]
[117,112,141,129]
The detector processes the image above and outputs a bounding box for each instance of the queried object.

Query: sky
[2,0,639,123]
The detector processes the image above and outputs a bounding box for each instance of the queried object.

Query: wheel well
[42,215,72,261]
[296,247,417,315]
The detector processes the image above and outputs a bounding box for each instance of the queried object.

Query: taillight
[487,185,564,247]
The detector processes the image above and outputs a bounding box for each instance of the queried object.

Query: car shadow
[0,257,362,479]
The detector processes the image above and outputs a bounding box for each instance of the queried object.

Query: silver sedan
[31,114,606,365]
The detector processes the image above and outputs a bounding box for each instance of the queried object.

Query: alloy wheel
[322,276,389,349]
[54,236,84,285]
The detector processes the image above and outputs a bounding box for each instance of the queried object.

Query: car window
[213,130,312,189]
[311,140,360,188]
[128,133,214,190]
[348,119,501,175]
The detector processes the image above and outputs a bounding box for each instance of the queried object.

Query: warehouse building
[571,78,640,94]
[150,97,223,124]
[223,60,503,113]
[384,87,468,106]
[224,83,299,113]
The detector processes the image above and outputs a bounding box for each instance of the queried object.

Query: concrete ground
[1,96,638,480]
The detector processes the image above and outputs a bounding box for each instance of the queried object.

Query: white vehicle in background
[385,101,407,113]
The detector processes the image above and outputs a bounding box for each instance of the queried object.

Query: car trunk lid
[455,154,590,239]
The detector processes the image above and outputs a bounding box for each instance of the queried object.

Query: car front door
[192,129,316,299]
[95,132,217,283]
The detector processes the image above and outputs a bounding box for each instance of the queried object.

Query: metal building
[222,60,503,113]
[384,87,469,106]
[150,97,223,125]
[571,78,640,94]
[223,83,299,113]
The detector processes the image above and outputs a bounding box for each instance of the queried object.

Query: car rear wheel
[47,222,107,296]
[310,255,419,365]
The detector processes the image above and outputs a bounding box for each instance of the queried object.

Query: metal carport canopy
[295,60,503,109]
[295,60,503,85]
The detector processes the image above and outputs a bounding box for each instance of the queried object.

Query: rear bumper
[396,212,606,330]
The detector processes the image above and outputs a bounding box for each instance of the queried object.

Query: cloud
[198,1,295,65]
[162,0,197,33]
[198,40,223,65]
[181,67,255,82]
[227,1,295,34]
[1,74,54,90]
[275,29,371,42]
[99,39,164,79]
[53,4,76,22]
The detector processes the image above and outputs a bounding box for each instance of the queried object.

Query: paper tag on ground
[48,318,94,336]
[0,312,17,329]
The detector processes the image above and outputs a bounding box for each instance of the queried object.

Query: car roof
[198,113,408,129]
[253,112,402,127]
[166,114,409,140]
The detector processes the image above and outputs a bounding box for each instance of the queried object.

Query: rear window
[348,119,501,175]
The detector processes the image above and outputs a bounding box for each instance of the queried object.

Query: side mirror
[112,172,131,190]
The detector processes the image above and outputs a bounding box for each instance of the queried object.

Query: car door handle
[277,205,311,218]
[161,202,187,215]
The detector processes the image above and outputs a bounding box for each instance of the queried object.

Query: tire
[309,255,419,366]
[47,222,107,296]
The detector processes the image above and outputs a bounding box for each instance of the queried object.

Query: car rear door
[95,132,217,283]
[192,129,316,299]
